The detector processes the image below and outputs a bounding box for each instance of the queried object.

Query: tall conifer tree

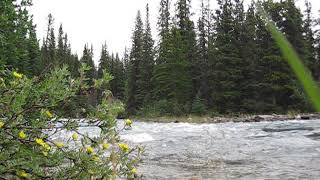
[126,11,144,115]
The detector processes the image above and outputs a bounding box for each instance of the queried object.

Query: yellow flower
[45,110,53,118]
[118,143,129,152]
[102,143,110,150]
[86,146,94,154]
[18,130,27,139]
[35,138,51,151]
[0,121,4,128]
[72,132,78,141]
[43,143,51,151]
[17,170,28,177]
[35,138,45,145]
[125,119,132,126]
[131,168,137,174]
[92,155,100,162]
[42,151,48,157]
[13,71,23,79]
[54,141,64,149]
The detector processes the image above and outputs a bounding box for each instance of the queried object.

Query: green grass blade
[256,3,320,112]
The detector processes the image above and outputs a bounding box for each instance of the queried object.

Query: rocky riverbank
[135,113,320,124]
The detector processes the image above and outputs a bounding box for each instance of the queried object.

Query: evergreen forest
[2,0,320,117]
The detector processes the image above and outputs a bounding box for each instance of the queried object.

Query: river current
[120,120,320,179]
[52,119,320,179]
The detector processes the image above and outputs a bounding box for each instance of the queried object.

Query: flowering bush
[0,65,142,179]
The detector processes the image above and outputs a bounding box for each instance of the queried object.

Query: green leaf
[256,2,320,111]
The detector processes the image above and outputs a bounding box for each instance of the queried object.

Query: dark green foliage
[79,44,97,107]
[152,0,195,115]
[3,0,320,117]
[210,0,244,113]
[108,53,125,99]
[191,93,207,115]
[196,0,211,107]
[0,0,41,76]
[257,1,320,112]
[126,11,145,115]
[153,0,172,99]
[126,7,156,115]
[302,0,317,80]
[80,44,96,86]
[253,0,305,112]
[139,4,155,104]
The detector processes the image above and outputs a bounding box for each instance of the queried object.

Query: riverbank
[133,113,320,124]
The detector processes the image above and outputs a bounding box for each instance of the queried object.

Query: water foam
[121,133,154,143]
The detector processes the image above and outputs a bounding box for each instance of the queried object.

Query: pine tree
[79,44,97,106]
[80,44,96,86]
[153,0,172,100]
[153,0,195,114]
[240,2,259,112]
[253,0,304,112]
[175,0,197,104]
[25,19,41,76]
[57,24,65,67]
[97,43,109,103]
[40,14,56,69]
[232,0,256,112]
[302,0,317,79]
[123,47,130,73]
[138,4,155,105]
[316,7,320,82]
[63,33,80,77]
[197,0,211,107]
[48,14,57,67]
[98,43,110,78]
[112,53,126,99]
[0,0,40,76]
[126,11,144,115]
[210,0,243,113]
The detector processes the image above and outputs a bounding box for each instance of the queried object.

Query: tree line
[2,0,320,117]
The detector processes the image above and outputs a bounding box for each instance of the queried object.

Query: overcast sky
[30,0,320,64]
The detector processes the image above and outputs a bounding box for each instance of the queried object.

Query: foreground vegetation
[0,66,142,179]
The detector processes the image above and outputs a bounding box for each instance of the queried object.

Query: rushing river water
[120,120,320,179]
[52,119,320,179]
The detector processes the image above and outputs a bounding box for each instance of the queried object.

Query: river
[120,120,320,179]
[52,119,320,179]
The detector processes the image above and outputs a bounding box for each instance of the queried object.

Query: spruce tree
[40,14,56,69]
[197,0,211,107]
[112,53,126,100]
[175,0,197,104]
[48,14,57,67]
[210,0,243,113]
[0,0,40,76]
[233,0,256,112]
[240,2,259,112]
[80,44,96,86]
[138,4,155,105]
[57,24,65,67]
[302,0,317,79]
[153,0,172,100]
[97,43,110,103]
[98,43,111,79]
[25,19,41,76]
[123,47,130,73]
[126,11,144,115]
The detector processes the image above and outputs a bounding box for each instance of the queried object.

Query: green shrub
[191,95,207,116]
[0,65,142,179]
